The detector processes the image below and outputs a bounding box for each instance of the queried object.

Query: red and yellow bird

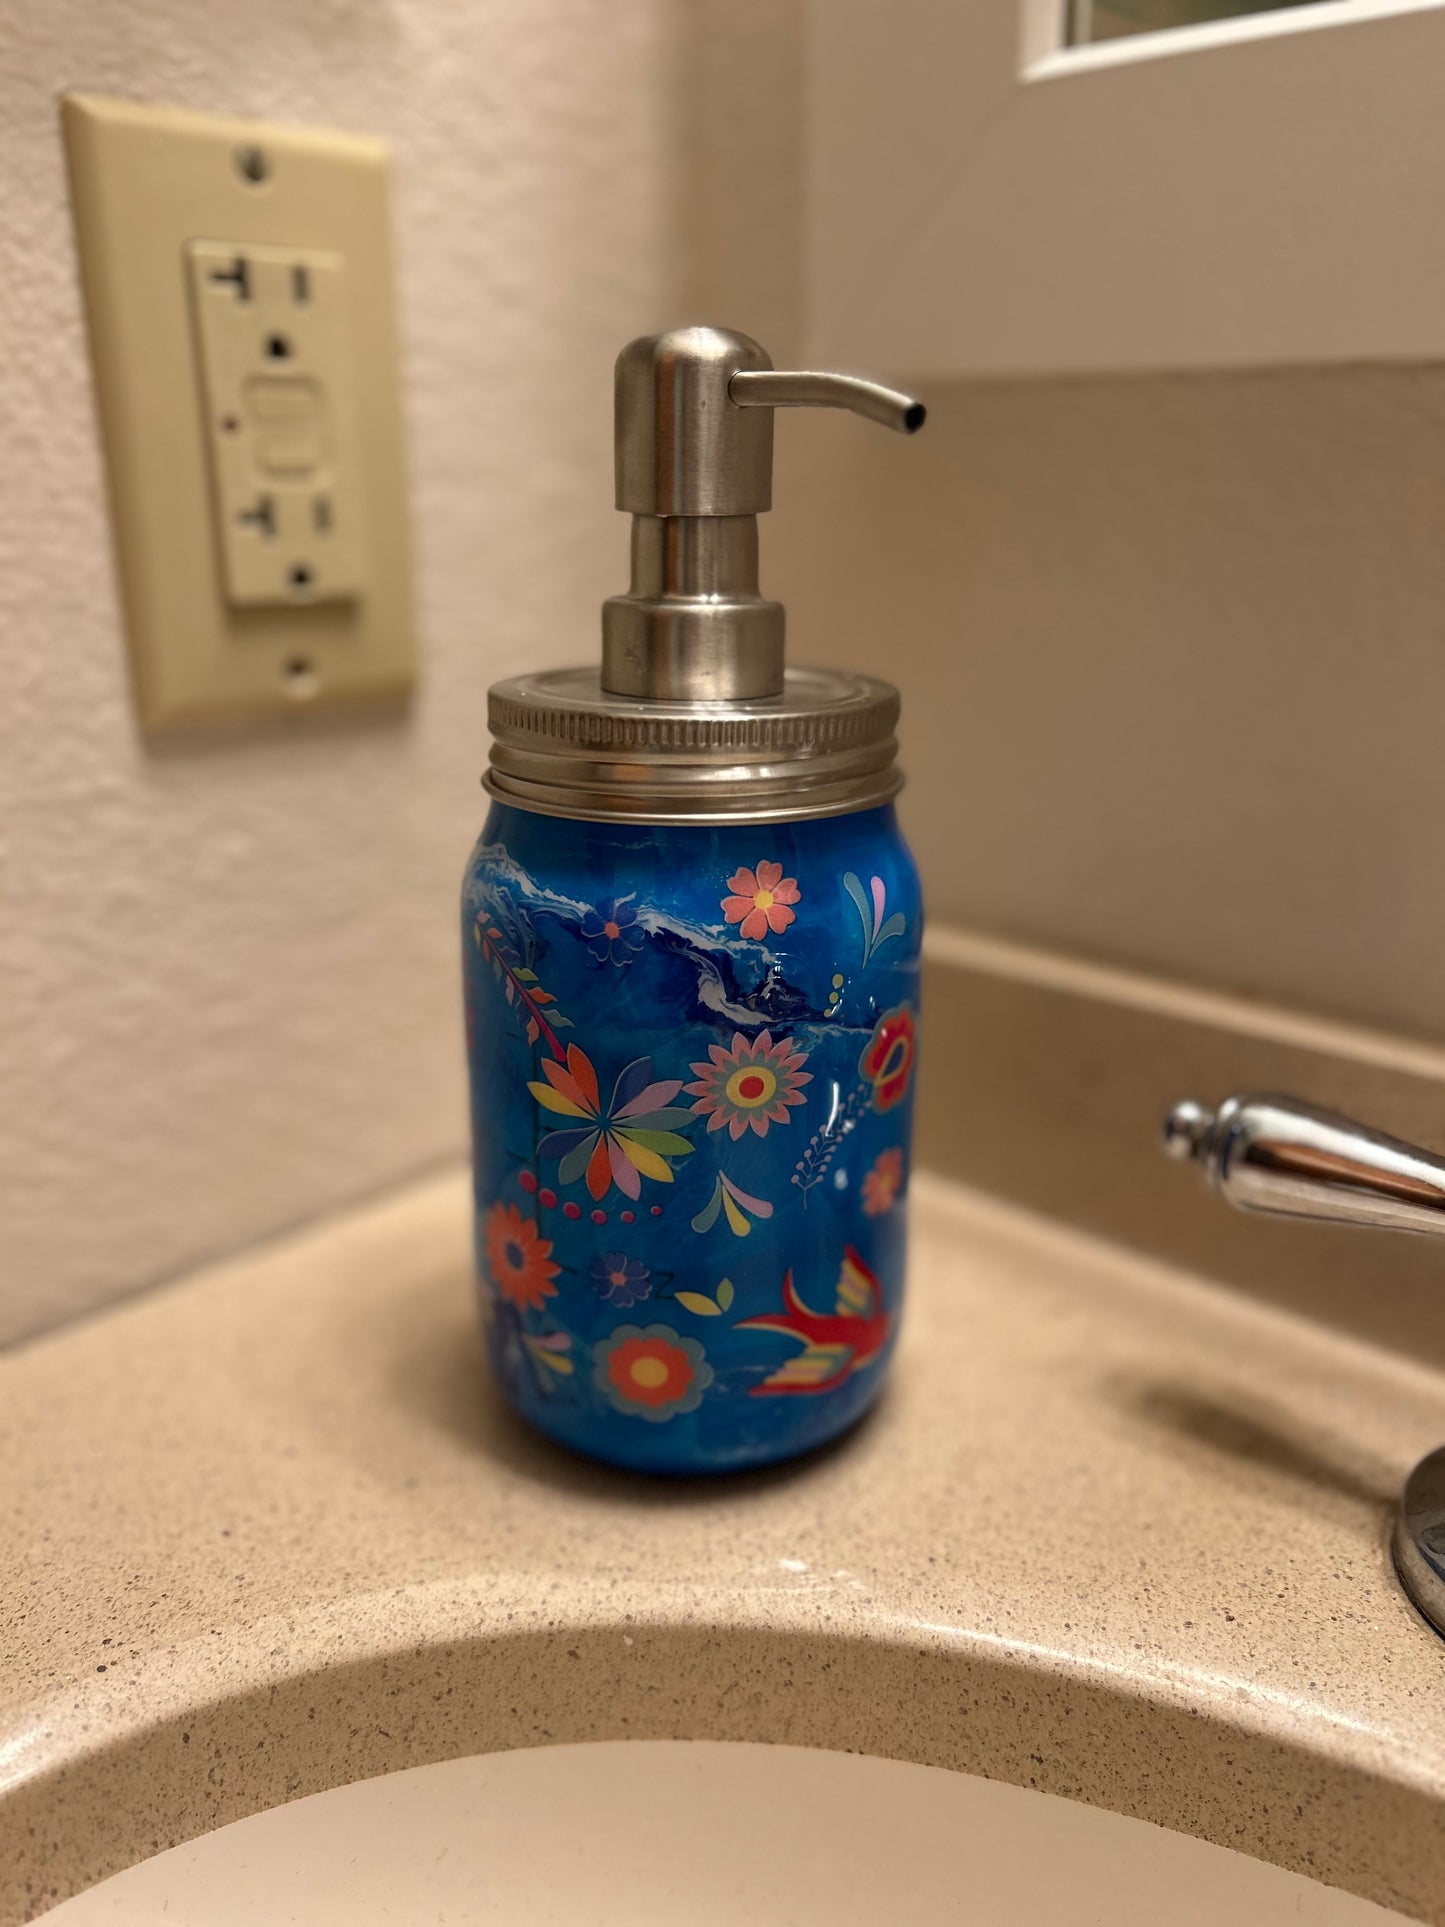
[738,1247,892,1396]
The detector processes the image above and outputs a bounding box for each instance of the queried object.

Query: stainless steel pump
[604,328,924,704]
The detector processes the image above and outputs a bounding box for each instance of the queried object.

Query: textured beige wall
[1,0,804,1345]
[772,367,1445,1041]
[13,0,1439,1342]
[0,1,701,1342]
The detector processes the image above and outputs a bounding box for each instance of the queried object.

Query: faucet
[1162,1092,1445,1640]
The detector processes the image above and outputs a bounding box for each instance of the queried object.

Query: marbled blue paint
[461,801,921,1474]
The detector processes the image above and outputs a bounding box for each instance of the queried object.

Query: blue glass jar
[461,800,921,1474]
[464,321,930,1472]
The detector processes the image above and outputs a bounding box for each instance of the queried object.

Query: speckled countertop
[4,1171,1445,1922]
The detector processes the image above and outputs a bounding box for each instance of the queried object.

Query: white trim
[1033,0,1445,73]
[1019,0,1071,64]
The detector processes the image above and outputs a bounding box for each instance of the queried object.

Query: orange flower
[484,1201,559,1311]
[722,860,801,940]
[592,1324,713,1421]
[607,1335,692,1408]
[859,1006,916,1112]
[861,1146,905,1217]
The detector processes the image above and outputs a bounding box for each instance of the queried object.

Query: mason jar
[461,796,921,1474]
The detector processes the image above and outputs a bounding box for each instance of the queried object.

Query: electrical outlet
[63,96,415,730]
[186,241,365,606]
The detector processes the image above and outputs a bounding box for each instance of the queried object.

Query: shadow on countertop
[1107,1370,1400,1518]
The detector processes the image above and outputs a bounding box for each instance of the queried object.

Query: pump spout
[728,369,926,436]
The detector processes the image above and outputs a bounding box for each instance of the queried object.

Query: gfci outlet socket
[186,241,366,609]
[63,96,415,729]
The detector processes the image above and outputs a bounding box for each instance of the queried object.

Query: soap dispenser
[462,327,924,1473]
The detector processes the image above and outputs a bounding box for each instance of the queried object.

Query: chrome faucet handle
[1162,1090,1445,1640]
[1162,1093,1445,1237]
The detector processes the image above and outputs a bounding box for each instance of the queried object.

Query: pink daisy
[722,860,801,940]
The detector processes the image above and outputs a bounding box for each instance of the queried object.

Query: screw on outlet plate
[283,655,321,701]
[234,144,269,185]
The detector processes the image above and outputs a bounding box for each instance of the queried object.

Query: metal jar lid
[485,664,901,826]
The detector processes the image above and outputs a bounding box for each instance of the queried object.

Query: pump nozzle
[602,327,924,704]
[728,369,926,436]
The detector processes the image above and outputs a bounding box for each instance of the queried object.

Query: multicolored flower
[529,1044,695,1201]
[690,1171,774,1236]
[685,1030,811,1140]
[861,1146,905,1216]
[722,860,800,940]
[590,1251,652,1308]
[483,1201,560,1311]
[592,1323,712,1422]
[579,896,643,966]
[859,1006,917,1112]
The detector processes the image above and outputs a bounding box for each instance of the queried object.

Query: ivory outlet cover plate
[63,95,415,730]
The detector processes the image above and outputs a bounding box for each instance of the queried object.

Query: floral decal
[592,1324,713,1422]
[521,1328,574,1380]
[475,1278,574,1395]
[484,1201,560,1311]
[722,860,800,940]
[791,1085,869,1201]
[739,1248,890,1396]
[580,896,643,967]
[674,1277,735,1318]
[691,1171,774,1236]
[529,1045,695,1201]
[843,872,907,965]
[686,1030,811,1140]
[862,1146,905,1217]
[859,1006,916,1112]
[590,1251,652,1309]
[474,914,573,1053]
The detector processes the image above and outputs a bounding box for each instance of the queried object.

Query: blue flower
[580,897,643,966]
[590,1251,652,1308]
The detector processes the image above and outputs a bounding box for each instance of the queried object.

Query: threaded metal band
[485,665,902,825]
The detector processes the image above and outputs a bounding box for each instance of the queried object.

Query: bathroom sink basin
[8,1172,1445,1922]
[46,1741,1412,1924]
